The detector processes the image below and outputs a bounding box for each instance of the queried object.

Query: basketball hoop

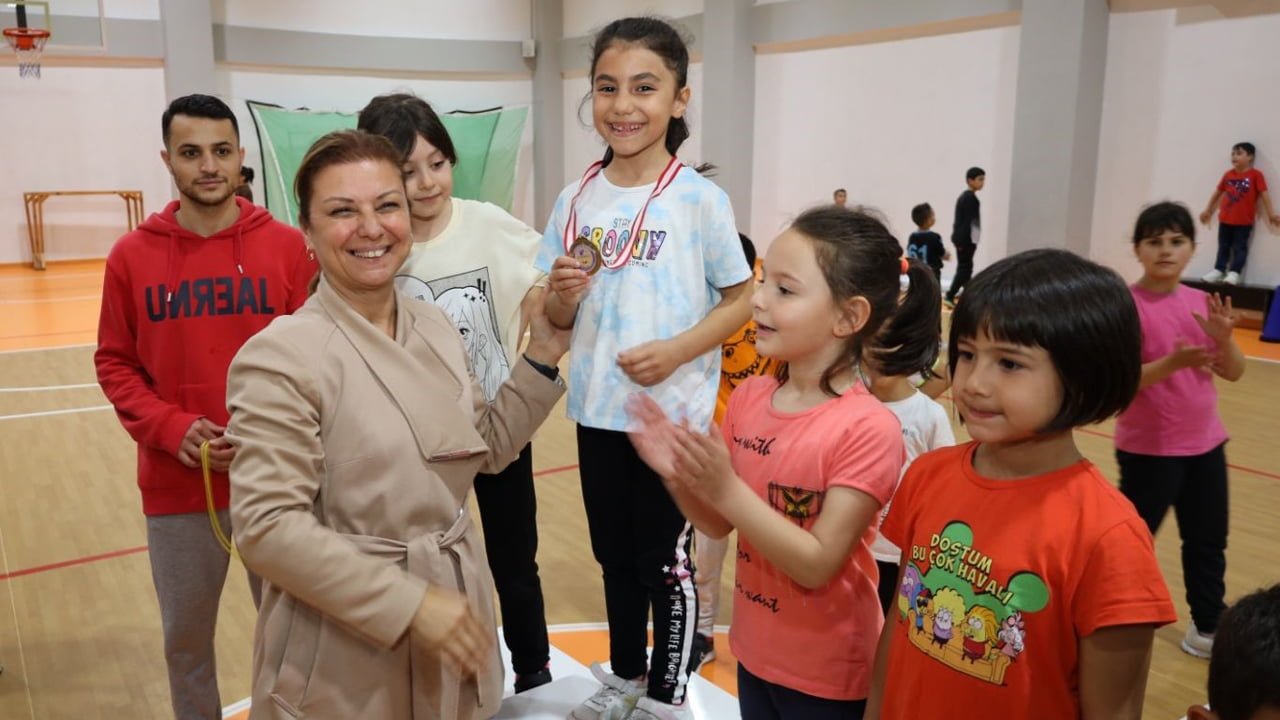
[4,27,51,79]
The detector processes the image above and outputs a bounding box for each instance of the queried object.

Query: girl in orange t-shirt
[866,249,1177,720]
[630,206,942,719]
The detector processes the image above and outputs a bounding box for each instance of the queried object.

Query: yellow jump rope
[200,440,240,560]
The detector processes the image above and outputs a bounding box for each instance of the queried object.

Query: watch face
[570,236,603,275]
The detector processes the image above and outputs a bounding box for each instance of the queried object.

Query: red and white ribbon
[562,155,683,271]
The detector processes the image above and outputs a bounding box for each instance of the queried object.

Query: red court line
[937,395,1280,482]
[1073,426,1280,481]
[0,544,148,581]
[533,463,579,478]
[0,466,583,581]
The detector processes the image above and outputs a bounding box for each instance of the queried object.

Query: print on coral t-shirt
[878,443,1176,719]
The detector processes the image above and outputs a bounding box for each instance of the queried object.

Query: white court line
[0,405,112,422]
[0,383,99,392]
[0,519,37,720]
[0,295,100,305]
[0,343,95,355]
[0,271,102,283]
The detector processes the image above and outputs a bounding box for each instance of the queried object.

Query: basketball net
[3,28,50,79]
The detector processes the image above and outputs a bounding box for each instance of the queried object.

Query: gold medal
[570,235,603,275]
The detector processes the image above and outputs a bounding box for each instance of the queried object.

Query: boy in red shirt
[1199,142,1280,285]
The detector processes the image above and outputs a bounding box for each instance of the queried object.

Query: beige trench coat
[226,278,563,719]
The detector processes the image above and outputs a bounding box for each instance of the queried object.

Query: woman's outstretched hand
[524,293,572,369]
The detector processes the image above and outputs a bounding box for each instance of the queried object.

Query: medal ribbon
[562,155,683,270]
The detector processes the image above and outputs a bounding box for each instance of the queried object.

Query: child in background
[1199,142,1280,285]
[235,166,254,203]
[864,267,954,613]
[540,16,753,720]
[906,202,948,285]
[868,248,1176,719]
[1117,201,1245,660]
[631,206,941,719]
[945,167,984,307]
[1186,584,1280,720]
[692,232,773,669]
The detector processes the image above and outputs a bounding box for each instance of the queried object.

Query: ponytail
[869,259,942,378]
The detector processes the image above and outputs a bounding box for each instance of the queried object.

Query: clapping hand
[626,394,736,504]
[1193,293,1235,345]
[1166,339,1215,373]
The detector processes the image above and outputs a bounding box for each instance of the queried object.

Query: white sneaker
[626,696,692,720]
[1201,269,1225,283]
[1224,271,1241,285]
[570,663,646,720]
[690,633,715,671]
[1181,623,1214,659]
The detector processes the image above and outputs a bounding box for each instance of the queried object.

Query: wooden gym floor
[1,259,1277,719]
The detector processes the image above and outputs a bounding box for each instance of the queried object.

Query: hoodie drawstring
[165,231,179,304]
[234,225,244,275]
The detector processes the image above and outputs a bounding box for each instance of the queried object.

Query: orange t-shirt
[879,443,1176,719]
[714,319,775,424]
[725,377,903,700]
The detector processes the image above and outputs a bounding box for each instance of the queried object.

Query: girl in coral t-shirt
[630,206,942,718]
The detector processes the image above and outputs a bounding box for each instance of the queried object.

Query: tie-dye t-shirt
[537,166,750,431]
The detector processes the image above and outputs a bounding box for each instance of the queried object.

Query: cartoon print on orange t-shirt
[898,520,1049,686]
[722,324,774,388]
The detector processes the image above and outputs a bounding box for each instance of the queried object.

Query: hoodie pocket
[177,383,231,427]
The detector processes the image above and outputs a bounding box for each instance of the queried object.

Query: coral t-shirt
[879,443,1176,719]
[726,377,903,700]
[1217,168,1267,226]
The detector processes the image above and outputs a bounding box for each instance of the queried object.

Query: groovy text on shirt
[574,224,669,265]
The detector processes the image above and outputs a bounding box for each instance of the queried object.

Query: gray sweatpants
[146,509,261,720]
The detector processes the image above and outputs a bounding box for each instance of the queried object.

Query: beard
[178,177,236,208]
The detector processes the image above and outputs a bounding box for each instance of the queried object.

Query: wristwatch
[524,354,560,381]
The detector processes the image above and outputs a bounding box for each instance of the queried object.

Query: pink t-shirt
[1115,284,1227,456]
[725,376,903,700]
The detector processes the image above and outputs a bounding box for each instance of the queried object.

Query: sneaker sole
[1180,639,1212,659]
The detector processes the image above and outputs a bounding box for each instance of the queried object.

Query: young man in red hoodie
[95,94,315,719]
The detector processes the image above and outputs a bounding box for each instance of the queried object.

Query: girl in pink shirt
[1116,201,1246,660]
[629,206,941,719]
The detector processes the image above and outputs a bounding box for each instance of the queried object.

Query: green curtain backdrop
[246,100,528,227]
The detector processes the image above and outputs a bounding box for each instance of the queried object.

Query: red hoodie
[96,197,316,516]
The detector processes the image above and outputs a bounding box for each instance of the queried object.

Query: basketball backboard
[0,0,107,50]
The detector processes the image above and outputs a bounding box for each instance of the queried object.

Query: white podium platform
[222,627,741,719]
[495,632,741,719]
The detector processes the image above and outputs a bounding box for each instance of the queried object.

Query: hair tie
[900,257,910,275]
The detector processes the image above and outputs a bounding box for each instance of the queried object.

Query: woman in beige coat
[225,130,568,719]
